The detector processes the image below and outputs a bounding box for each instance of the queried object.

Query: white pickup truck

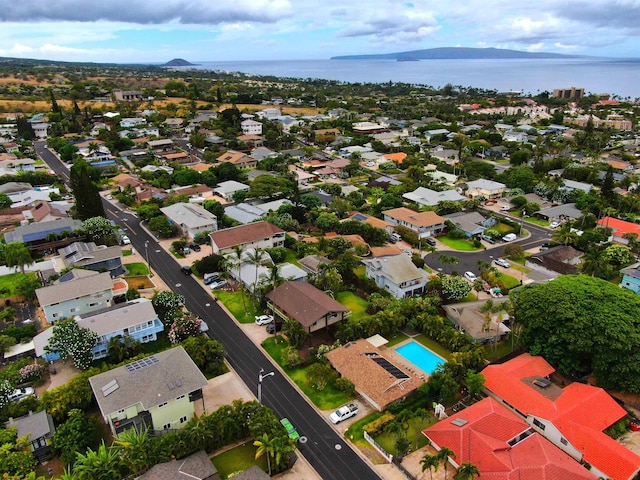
[330,403,359,424]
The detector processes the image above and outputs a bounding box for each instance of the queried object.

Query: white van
[502,233,517,242]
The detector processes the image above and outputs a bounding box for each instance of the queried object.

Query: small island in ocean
[331,47,581,61]
[163,58,198,67]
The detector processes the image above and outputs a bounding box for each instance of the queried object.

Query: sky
[0,0,638,63]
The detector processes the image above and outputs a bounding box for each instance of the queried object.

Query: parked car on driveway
[266,322,282,334]
[209,280,228,290]
[549,221,561,229]
[189,242,201,252]
[464,271,477,281]
[330,403,359,424]
[425,237,437,246]
[9,387,35,402]
[121,234,131,245]
[255,315,274,326]
[494,258,511,268]
[502,233,517,242]
[630,420,640,431]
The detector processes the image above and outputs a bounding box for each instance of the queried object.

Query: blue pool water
[395,341,445,375]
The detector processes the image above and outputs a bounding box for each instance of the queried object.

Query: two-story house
[36,271,114,324]
[382,207,446,238]
[209,221,285,255]
[241,119,263,135]
[465,179,506,199]
[621,262,640,293]
[89,346,208,435]
[56,241,124,277]
[5,411,56,462]
[362,254,428,298]
[160,202,218,240]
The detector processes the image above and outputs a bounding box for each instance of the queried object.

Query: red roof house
[423,397,596,480]
[597,217,640,242]
[482,353,640,480]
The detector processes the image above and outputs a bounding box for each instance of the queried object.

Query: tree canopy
[514,275,640,392]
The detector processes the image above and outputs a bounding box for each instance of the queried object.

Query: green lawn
[122,249,133,257]
[212,443,268,479]
[437,234,481,251]
[525,216,549,227]
[125,262,150,276]
[354,265,366,279]
[508,262,531,273]
[0,272,37,299]
[215,290,258,324]
[494,222,515,234]
[262,336,354,410]
[336,291,369,321]
[495,272,521,289]
[374,415,437,454]
[283,248,301,267]
[386,333,409,347]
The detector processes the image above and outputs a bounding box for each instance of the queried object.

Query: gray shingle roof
[5,410,55,440]
[76,298,158,336]
[89,346,208,417]
[36,271,113,306]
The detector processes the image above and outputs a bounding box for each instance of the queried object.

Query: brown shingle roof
[266,281,348,328]
[383,207,445,227]
[209,221,284,250]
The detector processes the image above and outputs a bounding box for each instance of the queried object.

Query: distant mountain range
[331,47,582,61]
[163,58,198,67]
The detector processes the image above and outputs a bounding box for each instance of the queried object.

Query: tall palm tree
[254,433,276,475]
[112,427,153,475]
[4,242,34,274]
[551,223,578,246]
[420,453,440,480]
[439,254,459,267]
[438,447,456,480]
[580,247,610,278]
[244,247,268,305]
[456,462,480,479]
[227,245,246,313]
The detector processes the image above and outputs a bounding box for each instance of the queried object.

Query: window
[560,437,568,446]
[118,409,125,414]
[69,307,78,313]
[176,395,185,400]
[52,313,60,318]
[180,416,188,424]
[89,302,98,307]
[163,423,171,430]
[158,402,168,408]
[532,418,546,431]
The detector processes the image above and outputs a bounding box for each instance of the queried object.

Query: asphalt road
[425,213,554,276]
[34,141,381,480]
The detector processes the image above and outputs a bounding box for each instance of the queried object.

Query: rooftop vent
[451,418,468,427]
[533,378,551,388]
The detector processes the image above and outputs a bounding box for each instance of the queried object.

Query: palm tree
[439,254,459,266]
[113,427,153,475]
[244,247,269,305]
[271,435,296,473]
[4,242,33,274]
[551,223,578,246]
[254,433,276,475]
[420,453,440,480]
[227,245,247,313]
[580,247,611,278]
[456,462,480,479]
[438,447,457,480]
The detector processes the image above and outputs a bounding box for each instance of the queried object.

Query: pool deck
[387,339,445,378]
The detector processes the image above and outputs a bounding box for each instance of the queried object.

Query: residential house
[56,241,124,277]
[4,218,83,247]
[5,411,56,462]
[31,123,49,139]
[597,217,640,244]
[620,262,640,294]
[209,221,285,255]
[465,179,506,199]
[160,203,218,239]
[216,150,257,169]
[382,152,407,164]
[326,338,423,411]
[147,139,174,153]
[423,397,597,480]
[250,146,276,161]
[113,90,143,101]
[535,203,583,222]
[444,211,496,238]
[120,117,147,128]
[482,353,640,480]
[430,147,459,164]
[485,145,509,158]
[163,118,184,131]
[298,254,331,275]
[362,255,428,298]
[402,187,466,207]
[383,207,446,238]
[224,199,292,225]
[228,252,306,292]
[266,281,349,334]
[259,107,281,120]
[367,175,402,191]
[424,128,449,142]
[138,450,220,480]
[562,179,593,193]
[442,298,511,343]
[345,212,394,234]
[35,298,164,362]
[237,134,264,148]
[526,246,583,276]
[0,156,36,173]
[89,346,209,435]
[0,182,60,208]
[213,180,250,200]
[241,119,263,135]
[426,167,458,185]
[503,129,529,143]
[171,184,213,202]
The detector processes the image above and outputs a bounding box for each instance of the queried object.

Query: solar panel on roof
[352,213,367,221]
[101,379,119,397]
[125,355,159,373]
[366,353,410,379]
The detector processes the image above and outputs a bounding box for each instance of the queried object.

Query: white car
[502,233,517,242]
[121,235,131,245]
[366,161,376,167]
[494,258,511,268]
[500,205,510,211]
[549,221,561,229]
[209,279,228,290]
[255,315,274,326]
[9,387,35,402]
[464,271,477,281]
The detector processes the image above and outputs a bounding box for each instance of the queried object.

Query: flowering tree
[82,216,115,244]
[441,276,472,302]
[168,314,202,344]
[0,379,13,408]
[44,320,98,370]
[152,291,186,325]
[19,363,44,382]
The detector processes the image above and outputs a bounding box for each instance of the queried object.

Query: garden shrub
[281,346,304,368]
[364,413,396,435]
[334,377,355,395]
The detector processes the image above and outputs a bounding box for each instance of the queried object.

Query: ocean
[189,57,640,99]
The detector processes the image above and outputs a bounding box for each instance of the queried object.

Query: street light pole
[520,210,526,237]
[257,368,275,405]
[144,240,152,277]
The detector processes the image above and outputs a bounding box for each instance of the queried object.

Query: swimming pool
[394,340,445,375]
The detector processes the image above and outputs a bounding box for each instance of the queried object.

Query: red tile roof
[483,353,640,480]
[597,217,640,239]
[423,398,596,480]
